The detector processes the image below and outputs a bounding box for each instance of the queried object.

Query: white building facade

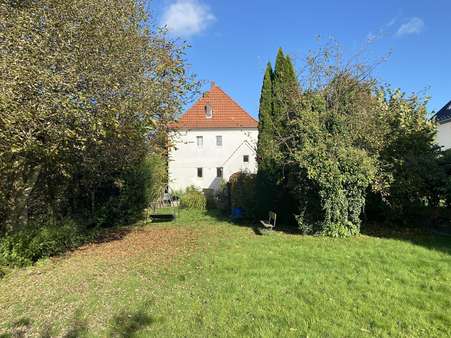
[435,100,451,150]
[437,122,451,150]
[168,84,258,192]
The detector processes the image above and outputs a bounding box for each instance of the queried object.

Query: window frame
[216,167,223,178]
[216,135,223,147]
[243,155,249,163]
[197,167,203,178]
[196,135,203,147]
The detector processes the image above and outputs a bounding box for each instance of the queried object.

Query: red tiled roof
[172,85,258,129]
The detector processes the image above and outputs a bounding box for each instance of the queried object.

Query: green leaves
[256,45,441,236]
[0,0,196,231]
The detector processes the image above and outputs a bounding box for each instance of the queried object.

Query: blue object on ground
[231,207,243,219]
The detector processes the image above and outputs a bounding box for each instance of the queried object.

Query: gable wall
[168,128,258,191]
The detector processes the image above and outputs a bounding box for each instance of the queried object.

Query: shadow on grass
[1,313,89,338]
[361,222,451,255]
[206,208,450,254]
[1,309,154,337]
[108,309,153,337]
[207,209,450,253]
[0,318,32,338]
[39,310,89,338]
[92,228,133,245]
[206,209,301,236]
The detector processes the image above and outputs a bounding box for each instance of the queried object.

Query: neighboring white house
[168,83,258,192]
[435,100,451,150]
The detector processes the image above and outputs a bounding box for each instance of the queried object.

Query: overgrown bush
[92,154,167,227]
[214,181,230,214]
[179,186,206,211]
[0,220,98,267]
[374,92,447,222]
[229,172,257,218]
[256,46,447,236]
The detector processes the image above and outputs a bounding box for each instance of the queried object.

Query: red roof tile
[172,85,258,129]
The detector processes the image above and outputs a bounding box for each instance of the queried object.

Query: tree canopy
[255,45,446,236]
[0,0,196,232]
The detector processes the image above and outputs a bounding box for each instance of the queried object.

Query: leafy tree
[258,43,445,236]
[0,0,195,232]
[373,91,446,222]
[285,76,378,236]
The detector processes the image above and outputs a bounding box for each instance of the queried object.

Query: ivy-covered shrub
[255,46,447,236]
[289,110,376,236]
[0,220,98,267]
[179,186,206,211]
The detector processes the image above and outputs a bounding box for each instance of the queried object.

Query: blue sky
[152,0,450,118]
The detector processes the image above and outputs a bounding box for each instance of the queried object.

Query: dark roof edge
[435,100,451,122]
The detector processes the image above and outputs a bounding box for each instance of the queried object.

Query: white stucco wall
[168,128,258,191]
[437,121,451,150]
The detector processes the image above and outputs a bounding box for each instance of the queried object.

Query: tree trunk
[9,165,41,231]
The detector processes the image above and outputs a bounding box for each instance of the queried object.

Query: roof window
[205,104,213,118]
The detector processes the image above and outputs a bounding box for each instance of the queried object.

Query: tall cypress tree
[273,50,299,128]
[256,62,274,166]
[255,62,276,217]
[256,48,300,221]
[272,48,286,134]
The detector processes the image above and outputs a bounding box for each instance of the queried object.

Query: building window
[196,136,203,147]
[197,168,203,178]
[205,104,213,118]
[216,135,222,146]
[216,167,223,178]
[243,155,249,163]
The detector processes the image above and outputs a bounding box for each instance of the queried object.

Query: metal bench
[260,211,276,230]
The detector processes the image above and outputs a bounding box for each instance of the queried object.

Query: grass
[0,210,450,337]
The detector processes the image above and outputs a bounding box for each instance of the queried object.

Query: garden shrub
[214,182,230,214]
[90,153,167,227]
[229,172,257,219]
[0,220,98,267]
[180,186,206,211]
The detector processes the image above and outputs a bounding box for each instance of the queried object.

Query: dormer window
[205,104,213,118]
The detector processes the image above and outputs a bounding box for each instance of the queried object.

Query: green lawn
[0,210,450,337]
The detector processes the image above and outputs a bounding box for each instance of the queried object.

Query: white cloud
[396,17,425,37]
[161,0,216,37]
[366,17,398,42]
[366,32,377,42]
[386,17,397,28]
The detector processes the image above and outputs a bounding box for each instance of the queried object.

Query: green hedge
[0,221,99,267]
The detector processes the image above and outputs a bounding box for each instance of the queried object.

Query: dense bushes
[180,186,207,211]
[256,46,448,236]
[0,221,99,267]
[91,153,167,227]
[229,172,257,218]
